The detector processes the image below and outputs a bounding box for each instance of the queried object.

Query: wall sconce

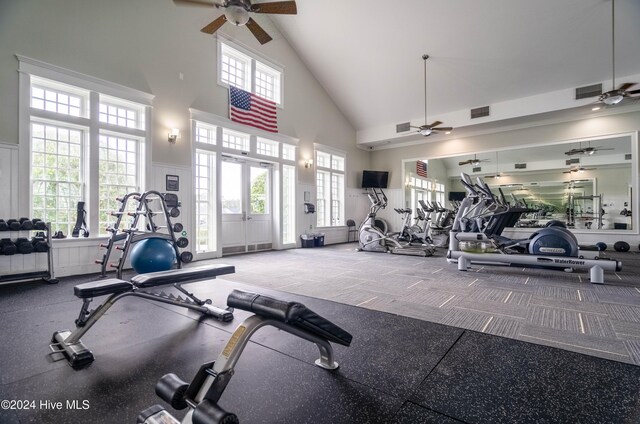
[304,159,314,169]
[168,128,180,144]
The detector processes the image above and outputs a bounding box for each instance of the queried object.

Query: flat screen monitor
[361,170,389,189]
[449,191,466,201]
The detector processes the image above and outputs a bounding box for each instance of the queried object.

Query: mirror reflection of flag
[417,160,428,177]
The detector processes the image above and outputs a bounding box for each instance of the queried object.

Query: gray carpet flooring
[207,243,640,366]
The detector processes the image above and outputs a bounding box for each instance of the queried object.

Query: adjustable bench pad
[227,290,353,347]
[74,279,133,298]
[131,264,236,288]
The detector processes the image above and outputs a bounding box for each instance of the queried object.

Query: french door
[221,158,273,255]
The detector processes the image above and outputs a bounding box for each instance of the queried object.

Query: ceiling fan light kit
[225,4,250,25]
[594,0,639,108]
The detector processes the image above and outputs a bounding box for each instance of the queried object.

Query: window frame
[17,55,153,239]
[314,145,346,228]
[216,35,284,107]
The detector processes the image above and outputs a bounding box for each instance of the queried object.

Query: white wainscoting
[0,143,19,218]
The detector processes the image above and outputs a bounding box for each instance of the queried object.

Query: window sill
[51,236,109,247]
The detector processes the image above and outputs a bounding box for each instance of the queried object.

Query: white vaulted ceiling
[268,0,640,146]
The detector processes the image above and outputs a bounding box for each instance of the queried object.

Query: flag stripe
[417,160,428,177]
[229,86,278,133]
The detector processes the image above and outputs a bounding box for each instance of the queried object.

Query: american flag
[417,160,428,178]
[229,86,278,133]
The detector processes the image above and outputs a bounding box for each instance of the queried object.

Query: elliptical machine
[447,173,621,283]
[358,187,434,257]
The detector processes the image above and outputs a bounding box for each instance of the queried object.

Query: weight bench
[50,264,235,369]
[138,289,353,424]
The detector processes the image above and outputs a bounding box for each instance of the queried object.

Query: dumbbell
[0,239,17,255]
[176,237,189,248]
[0,220,7,231]
[32,219,47,230]
[20,217,34,230]
[173,223,183,233]
[16,238,34,254]
[32,235,49,252]
[6,219,21,231]
[180,251,193,263]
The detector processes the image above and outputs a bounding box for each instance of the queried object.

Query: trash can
[300,234,314,248]
[314,233,325,247]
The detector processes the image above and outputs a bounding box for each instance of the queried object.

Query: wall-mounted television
[361,170,389,189]
[449,191,466,201]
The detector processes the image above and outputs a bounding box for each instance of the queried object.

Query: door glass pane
[250,166,269,214]
[222,161,242,213]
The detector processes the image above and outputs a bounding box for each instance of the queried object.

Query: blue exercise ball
[130,238,176,274]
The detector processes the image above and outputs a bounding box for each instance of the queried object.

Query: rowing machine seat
[227,289,353,347]
[131,264,235,288]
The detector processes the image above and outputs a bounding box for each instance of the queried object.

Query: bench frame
[49,266,235,369]
[139,290,352,424]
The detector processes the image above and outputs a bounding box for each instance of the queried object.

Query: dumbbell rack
[0,221,58,285]
[97,190,184,279]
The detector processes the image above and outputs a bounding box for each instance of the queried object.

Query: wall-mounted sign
[166,174,179,191]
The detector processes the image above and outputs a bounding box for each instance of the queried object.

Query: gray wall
[0,0,368,187]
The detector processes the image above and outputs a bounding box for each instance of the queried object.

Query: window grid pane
[282,144,295,161]
[98,134,139,235]
[255,69,275,102]
[221,54,248,90]
[196,151,215,253]
[222,130,249,151]
[31,122,83,235]
[316,170,330,227]
[99,102,140,129]
[31,85,82,117]
[196,124,217,145]
[282,164,295,244]
[257,138,278,157]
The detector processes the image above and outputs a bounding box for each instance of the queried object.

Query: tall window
[218,38,283,105]
[195,150,216,253]
[316,148,345,227]
[24,67,149,236]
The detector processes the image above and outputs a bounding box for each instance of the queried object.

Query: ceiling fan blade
[564,149,583,156]
[458,160,471,166]
[628,89,640,95]
[246,18,273,44]
[201,15,227,34]
[618,82,637,91]
[595,147,614,151]
[251,1,297,14]
[428,120,442,128]
[433,127,453,132]
[174,0,223,7]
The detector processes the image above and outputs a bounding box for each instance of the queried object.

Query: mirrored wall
[403,133,637,232]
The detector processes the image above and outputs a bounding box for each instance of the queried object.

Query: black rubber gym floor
[0,274,639,423]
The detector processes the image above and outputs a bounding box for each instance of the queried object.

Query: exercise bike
[394,207,432,245]
[447,173,621,283]
[358,187,434,257]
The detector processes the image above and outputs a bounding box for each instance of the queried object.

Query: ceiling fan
[409,55,453,137]
[458,154,489,166]
[173,0,297,45]
[484,152,504,179]
[563,166,596,174]
[594,0,640,107]
[564,142,614,156]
